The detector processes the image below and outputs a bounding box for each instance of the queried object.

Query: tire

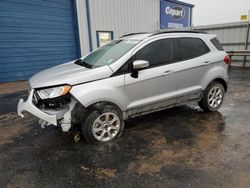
[198,81,225,112]
[82,104,124,144]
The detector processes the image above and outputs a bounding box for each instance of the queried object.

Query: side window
[135,38,174,67]
[210,38,224,51]
[179,38,210,60]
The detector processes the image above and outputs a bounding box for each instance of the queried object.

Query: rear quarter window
[179,38,210,61]
[210,38,224,51]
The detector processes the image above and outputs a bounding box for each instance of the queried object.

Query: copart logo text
[165,6,185,19]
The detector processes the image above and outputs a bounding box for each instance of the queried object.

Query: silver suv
[17,30,229,143]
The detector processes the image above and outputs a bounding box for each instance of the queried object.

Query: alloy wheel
[92,112,121,142]
[207,86,223,109]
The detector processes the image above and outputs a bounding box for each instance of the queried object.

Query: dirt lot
[0,67,249,188]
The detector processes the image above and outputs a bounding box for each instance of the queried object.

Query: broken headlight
[37,85,71,100]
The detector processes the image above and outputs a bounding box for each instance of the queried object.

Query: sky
[183,0,250,26]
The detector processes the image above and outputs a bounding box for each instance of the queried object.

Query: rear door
[124,38,179,116]
[174,37,211,103]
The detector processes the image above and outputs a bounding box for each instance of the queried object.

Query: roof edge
[195,21,249,30]
[163,0,195,8]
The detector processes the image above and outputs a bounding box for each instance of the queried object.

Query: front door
[124,38,179,117]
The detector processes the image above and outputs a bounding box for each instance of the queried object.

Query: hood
[29,60,114,88]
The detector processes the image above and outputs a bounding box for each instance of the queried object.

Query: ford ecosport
[17,30,229,143]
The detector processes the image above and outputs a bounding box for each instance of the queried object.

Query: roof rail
[151,29,207,36]
[120,32,148,38]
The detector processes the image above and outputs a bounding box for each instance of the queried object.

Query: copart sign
[160,0,193,29]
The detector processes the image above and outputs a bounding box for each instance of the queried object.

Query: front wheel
[82,104,124,144]
[198,81,225,112]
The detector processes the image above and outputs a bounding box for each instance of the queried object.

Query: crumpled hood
[29,60,113,88]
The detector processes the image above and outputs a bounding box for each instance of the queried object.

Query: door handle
[203,61,210,64]
[162,70,174,76]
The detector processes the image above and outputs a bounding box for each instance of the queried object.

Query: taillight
[224,55,230,65]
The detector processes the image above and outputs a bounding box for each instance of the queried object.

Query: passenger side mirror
[131,60,149,78]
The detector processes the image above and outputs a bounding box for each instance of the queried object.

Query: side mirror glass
[131,60,149,78]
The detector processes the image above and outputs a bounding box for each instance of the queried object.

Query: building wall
[0,0,80,82]
[76,0,160,53]
[76,0,89,55]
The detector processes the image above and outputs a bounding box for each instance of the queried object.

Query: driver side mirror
[131,60,149,78]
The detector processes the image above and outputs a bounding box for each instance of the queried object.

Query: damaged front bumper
[17,89,77,132]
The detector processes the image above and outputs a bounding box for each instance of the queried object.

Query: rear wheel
[198,81,225,112]
[82,104,124,144]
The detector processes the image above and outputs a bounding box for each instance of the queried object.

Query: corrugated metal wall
[76,0,89,55]
[196,22,250,63]
[88,0,160,50]
[0,0,80,82]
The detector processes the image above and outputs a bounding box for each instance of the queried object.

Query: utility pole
[243,10,250,66]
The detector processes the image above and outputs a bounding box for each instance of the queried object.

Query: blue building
[0,0,194,82]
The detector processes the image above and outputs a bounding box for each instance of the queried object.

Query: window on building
[135,38,175,67]
[96,31,114,47]
[179,38,210,60]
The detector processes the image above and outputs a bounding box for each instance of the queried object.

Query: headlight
[37,85,71,100]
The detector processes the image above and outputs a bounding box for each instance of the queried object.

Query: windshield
[77,39,139,68]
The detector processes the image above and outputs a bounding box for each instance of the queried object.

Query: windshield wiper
[74,59,92,68]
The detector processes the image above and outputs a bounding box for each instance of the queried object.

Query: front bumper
[17,89,57,126]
